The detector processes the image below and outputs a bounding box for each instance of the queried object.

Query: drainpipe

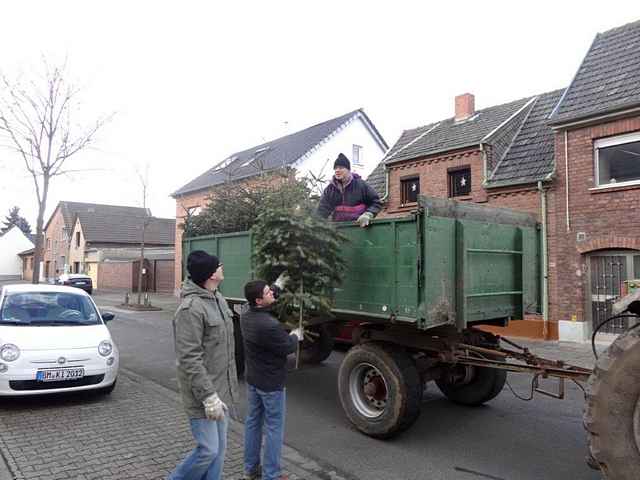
[538,181,550,340]
[380,165,390,203]
[564,130,570,232]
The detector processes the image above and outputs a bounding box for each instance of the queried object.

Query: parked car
[57,273,93,294]
[0,284,118,396]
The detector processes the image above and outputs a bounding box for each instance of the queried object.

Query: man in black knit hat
[316,152,381,227]
[169,250,238,480]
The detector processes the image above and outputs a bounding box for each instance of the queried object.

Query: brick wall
[174,189,212,293]
[549,116,640,326]
[98,262,133,290]
[43,208,69,279]
[383,147,486,217]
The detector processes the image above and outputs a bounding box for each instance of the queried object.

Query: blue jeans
[244,385,286,480]
[168,415,228,480]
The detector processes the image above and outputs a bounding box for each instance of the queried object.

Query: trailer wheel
[300,324,334,364]
[435,364,506,406]
[338,343,422,438]
[584,327,640,479]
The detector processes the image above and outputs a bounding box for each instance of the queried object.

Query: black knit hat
[333,153,351,170]
[187,250,220,286]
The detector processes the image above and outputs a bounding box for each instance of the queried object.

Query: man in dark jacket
[169,250,238,480]
[240,280,302,480]
[316,152,382,227]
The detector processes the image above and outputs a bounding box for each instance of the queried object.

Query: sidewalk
[0,368,350,480]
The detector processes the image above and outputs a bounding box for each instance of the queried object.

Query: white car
[0,284,118,396]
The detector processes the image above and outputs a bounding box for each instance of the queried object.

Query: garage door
[154,260,175,293]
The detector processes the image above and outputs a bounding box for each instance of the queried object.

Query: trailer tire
[300,324,334,364]
[584,327,640,479]
[435,364,506,406]
[338,343,422,438]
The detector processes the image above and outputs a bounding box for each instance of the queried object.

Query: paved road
[97,292,603,480]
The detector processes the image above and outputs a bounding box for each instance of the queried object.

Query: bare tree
[0,60,111,283]
[136,166,151,305]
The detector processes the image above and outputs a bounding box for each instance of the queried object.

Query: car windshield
[0,292,100,326]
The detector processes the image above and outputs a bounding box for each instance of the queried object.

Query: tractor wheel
[338,342,422,438]
[585,327,640,479]
[435,364,506,406]
[299,324,335,364]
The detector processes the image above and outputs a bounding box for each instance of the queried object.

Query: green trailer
[183,196,541,330]
[182,196,592,439]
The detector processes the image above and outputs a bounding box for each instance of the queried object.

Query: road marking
[454,467,506,480]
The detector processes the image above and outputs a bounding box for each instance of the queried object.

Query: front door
[588,250,640,334]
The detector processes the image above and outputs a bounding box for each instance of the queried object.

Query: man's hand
[203,393,227,421]
[356,212,374,228]
[290,327,304,341]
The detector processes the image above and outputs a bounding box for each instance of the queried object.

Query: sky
[1,1,639,229]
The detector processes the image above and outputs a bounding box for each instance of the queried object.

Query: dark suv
[57,274,93,294]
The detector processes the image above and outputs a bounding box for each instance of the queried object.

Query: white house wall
[294,115,386,189]
[0,229,34,278]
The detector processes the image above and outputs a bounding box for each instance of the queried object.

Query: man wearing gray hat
[317,152,382,227]
[168,250,239,480]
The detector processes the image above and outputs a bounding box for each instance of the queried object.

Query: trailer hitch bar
[445,343,593,383]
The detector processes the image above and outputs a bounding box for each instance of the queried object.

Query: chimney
[455,93,475,121]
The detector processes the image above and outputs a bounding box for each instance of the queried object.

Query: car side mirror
[101,311,115,322]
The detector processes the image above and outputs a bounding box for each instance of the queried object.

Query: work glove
[203,393,227,421]
[356,212,374,228]
[290,327,304,341]
[274,271,289,289]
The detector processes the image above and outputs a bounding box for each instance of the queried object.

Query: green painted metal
[182,196,541,331]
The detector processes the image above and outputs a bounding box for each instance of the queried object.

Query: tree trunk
[32,176,50,284]
[136,224,146,304]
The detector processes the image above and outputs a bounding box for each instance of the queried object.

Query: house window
[76,232,81,248]
[595,132,640,187]
[401,177,420,205]
[449,167,471,197]
[74,262,80,274]
[352,145,363,166]
[187,206,202,217]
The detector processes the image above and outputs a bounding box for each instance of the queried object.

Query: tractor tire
[299,324,335,364]
[585,327,640,479]
[338,342,422,438]
[435,364,506,406]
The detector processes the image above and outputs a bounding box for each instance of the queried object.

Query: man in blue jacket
[240,280,302,480]
[316,152,382,227]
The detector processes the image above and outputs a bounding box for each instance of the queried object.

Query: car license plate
[75,281,87,285]
[36,368,85,382]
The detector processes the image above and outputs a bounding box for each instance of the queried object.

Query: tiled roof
[550,19,640,125]
[52,202,151,231]
[366,161,387,196]
[173,109,387,196]
[384,97,532,164]
[487,89,565,187]
[76,212,175,245]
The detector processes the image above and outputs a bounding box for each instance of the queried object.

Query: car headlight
[0,344,20,362]
[98,340,113,357]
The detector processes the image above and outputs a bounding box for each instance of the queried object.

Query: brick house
[172,109,388,292]
[368,19,640,341]
[43,202,175,291]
